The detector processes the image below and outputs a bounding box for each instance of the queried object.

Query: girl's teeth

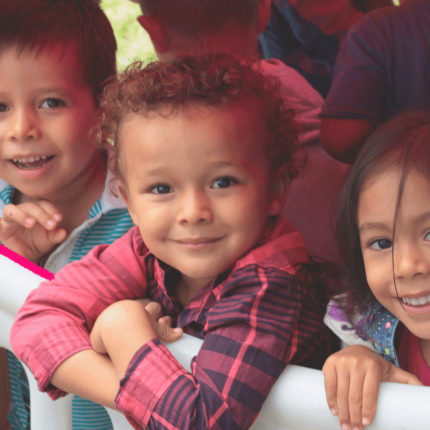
[12,155,52,169]
[12,156,49,163]
[402,294,430,306]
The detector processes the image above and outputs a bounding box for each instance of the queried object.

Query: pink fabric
[11,217,333,429]
[398,328,430,386]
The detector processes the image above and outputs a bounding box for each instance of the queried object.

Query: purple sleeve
[321,13,388,122]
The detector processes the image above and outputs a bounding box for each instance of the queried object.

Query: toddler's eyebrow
[33,86,70,96]
[359,222,390,234]
[413,211,430,225]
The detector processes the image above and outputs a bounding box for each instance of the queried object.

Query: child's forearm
[51,349,120,409]
[90,299,158,378]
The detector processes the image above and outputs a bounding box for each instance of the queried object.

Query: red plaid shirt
[11,217,332,430]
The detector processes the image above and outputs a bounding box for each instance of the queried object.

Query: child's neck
[16,153,107,234]
[174,275,215,307]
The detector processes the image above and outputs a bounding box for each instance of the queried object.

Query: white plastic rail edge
[1,251,430,429]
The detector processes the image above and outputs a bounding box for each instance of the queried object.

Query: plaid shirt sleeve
[10,227,148,397]
[116,264,328,430]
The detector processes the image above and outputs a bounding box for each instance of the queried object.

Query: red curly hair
[99,54,304,182]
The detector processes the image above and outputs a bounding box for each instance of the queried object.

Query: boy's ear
[256,0,272,34]
[137,15,169,54]
[118,182,137,225]
[268,166,287,216]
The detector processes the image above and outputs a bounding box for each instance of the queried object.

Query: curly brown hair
[99,54,303,183]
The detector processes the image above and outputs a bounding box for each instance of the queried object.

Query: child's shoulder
[0,180,15,209]
[366,304,400,363]
[324,299,400,363]
[232,215,309,276]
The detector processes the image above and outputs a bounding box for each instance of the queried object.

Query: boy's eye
[150,184,172,194]
[425,231,430,241]
[40,98,65,109]
[212,176,238,189]
[0,103,9,112]
[369,238,392,250]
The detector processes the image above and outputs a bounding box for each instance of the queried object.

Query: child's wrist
[107,331,155,378]
[95,300,157,377]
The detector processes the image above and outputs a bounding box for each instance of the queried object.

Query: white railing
[1,249,430,430]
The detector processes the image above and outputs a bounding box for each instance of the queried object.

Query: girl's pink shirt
[398,328,430,386]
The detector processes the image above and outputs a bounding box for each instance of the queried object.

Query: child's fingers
[36,200,63,228]
[1,204,36,229]
[335,368,352,430]
[2,202,61,230]
[158,319,182,342]
[47,227,67,245]
[322,358,339,416]
[158,315,172,326]
[135,298,152,308]
[144,301,163,320]
[348,366,372,430]
[154,316,182,342]
[385,364,423,386]
[23,200,62,230]
[360,366,382,428]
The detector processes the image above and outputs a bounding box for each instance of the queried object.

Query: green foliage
[101,0,156,70]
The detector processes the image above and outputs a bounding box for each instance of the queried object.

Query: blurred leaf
[101,0,156,70]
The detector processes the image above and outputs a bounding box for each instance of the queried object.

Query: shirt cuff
[115,338,188,427]
[20,322,92,399]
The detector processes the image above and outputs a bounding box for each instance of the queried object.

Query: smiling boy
[0,1,134,429]
[11,55,335,429]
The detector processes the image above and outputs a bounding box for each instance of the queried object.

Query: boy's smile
[118,103,283,293]
[0,44,103,204]
[358,166,430,342]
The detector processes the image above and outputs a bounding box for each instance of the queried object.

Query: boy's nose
[394,241,430,280]
[7,108,41,142]
[177,189,213,225]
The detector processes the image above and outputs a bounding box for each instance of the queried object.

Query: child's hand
[143,299,183,343]
[0,201,66,263]
[323,345,422,429]
[90,299,182,377]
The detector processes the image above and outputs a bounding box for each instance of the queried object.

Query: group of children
[0,1,429,430]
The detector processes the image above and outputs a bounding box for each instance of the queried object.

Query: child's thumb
[48,228,67,244]
[161,323,183,343]
[385,364,423,386]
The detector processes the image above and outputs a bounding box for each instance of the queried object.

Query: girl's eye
[40,98,65,109]
[369,238,392,250]
[0,102,9,112]
[150,184,172,194]
[212,176,238,189]
[425,231,430,241]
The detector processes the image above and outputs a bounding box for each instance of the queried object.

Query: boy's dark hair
[336,111,430,320]
[137,0,260,37]
[100,53,303,182]
[0,0,117,104]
